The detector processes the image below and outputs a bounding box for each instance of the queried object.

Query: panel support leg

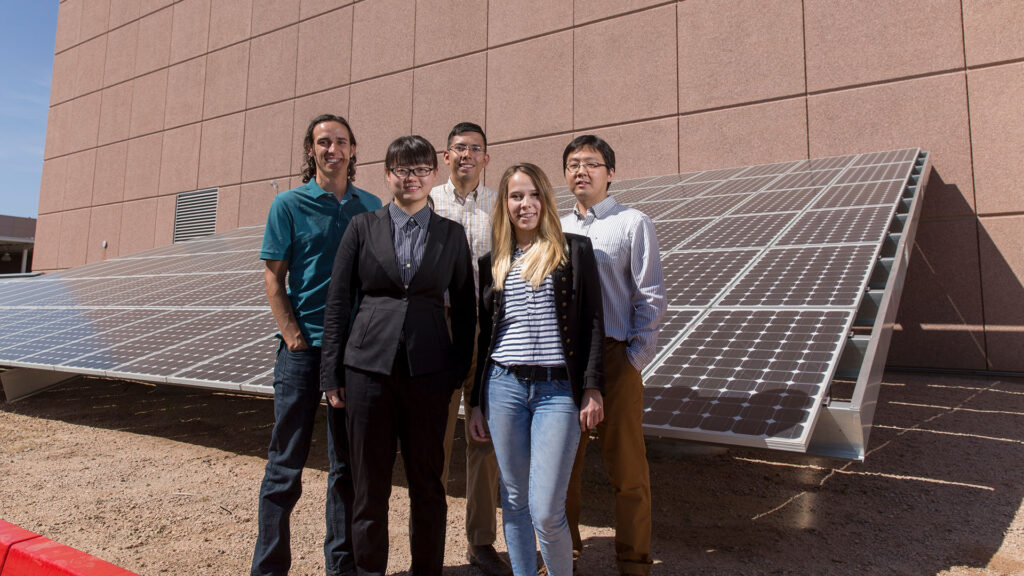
[0,369,78,402]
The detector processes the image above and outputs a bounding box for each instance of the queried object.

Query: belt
[495,361,569,382]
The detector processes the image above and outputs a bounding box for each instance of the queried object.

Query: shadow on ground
[3,371,1022,575]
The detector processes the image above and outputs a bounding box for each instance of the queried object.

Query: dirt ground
[1,371,1022,576]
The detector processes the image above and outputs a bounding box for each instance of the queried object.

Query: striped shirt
[561,195,666,370]
[429,179,497,300]
[491,249,566,367]
[389,202,430,288]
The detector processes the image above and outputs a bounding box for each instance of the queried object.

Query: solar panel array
[0,148,924,454]
[555,148,923,452]
[0,227,276,393]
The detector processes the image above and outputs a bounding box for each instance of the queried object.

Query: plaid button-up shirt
[429,179,497,301]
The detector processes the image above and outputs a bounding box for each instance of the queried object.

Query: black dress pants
[345,351,453,576]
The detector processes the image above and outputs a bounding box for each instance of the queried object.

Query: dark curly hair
[301,114,357,183]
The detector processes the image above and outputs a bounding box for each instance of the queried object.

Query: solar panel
[0,148,927,460]
[559,148,928,458]
[0,227,276,393]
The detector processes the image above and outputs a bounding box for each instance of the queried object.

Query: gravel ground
[1,371,1022,575]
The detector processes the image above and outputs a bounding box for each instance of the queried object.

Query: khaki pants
[566,339,652,575]
[441,329,500,546]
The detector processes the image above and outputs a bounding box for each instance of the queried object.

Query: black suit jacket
[471,233,605,413]
[320,205,476,391]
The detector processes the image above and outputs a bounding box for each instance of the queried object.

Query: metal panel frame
[806,152,930,460]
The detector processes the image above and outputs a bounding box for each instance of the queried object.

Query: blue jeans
[485,364,581,576]
[252,345,354,576]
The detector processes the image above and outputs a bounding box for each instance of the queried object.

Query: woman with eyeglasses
[468,163,605,576]
[321,135,476,576]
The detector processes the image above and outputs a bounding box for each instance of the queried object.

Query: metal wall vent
[173,188,218,243]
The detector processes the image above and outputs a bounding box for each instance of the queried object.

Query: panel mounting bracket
[0,368,80,402]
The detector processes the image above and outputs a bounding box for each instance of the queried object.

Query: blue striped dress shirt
[561,195,667,370]
[389,202,431,288]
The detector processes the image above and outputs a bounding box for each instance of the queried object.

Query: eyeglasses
[390,166,433,178]
[449,144,485,155]
[565,162,607,174]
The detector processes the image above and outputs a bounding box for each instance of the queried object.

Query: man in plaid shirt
[430,122,509,576]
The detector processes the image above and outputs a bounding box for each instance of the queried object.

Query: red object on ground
[0,519,137,576]
[0,520,39,572]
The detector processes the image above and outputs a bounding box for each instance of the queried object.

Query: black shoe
[467,544,513,576]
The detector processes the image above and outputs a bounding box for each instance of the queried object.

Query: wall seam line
[800,0,810,160]
[958,0,989,368]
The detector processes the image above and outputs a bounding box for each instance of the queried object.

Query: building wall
[36,0,1024,371]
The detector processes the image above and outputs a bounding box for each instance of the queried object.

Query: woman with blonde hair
[469,163,605,576]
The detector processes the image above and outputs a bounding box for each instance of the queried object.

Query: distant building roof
[0,215,36,242]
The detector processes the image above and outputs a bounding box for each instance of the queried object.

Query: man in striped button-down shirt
[429,122,509,576]
[560,135,667,576]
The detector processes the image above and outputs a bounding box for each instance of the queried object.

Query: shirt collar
[572,194,618,220]
[300,179,359,202]
[389,201,432,229]
[444,178,480,204]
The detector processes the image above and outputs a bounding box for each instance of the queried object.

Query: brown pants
[441,335,501,546]
[566,339,652,575]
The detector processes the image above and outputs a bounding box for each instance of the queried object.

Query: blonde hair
[491,163,567,291]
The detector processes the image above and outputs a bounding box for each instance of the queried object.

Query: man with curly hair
[252,114,382,576]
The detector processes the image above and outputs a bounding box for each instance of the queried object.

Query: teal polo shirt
[260,180,382,347]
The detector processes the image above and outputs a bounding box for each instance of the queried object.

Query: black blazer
[471,233,605,413]
[320,205,476,391]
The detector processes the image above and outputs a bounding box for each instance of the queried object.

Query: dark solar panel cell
[192,276,266,307]
[77,277,166,306]
[812,180,904,209]
[701,175,777,196]
[653,218,713,252]
[0,309,82,340]
[0,308,42,331]
[686,166,750,182]
[790,155,856,172]
[643,309,851,440]
[767,169,842,190]
[116,275,213,306]
[720,245,876,307]
[643,174,696,187]
[612,186,671,205]
[779,205,893,246]
[26,310,206,367]
[661,250,759,306]
[0,309,132,361]
[675,181,723,197]
[174,337,279,384]
[681,212,796,249]
[736,161,799,177]
[3,281,74,307]
[835,163,908,184]
[0,282,37,305]
[631,199,681,220]
[660,194,750,220]
[733,188,823,215]
[70,310,266,371]
[613,176,655,189]
[150,273,261,306]
[853,149,917,166]
[653,309,701,360]
[116,312,276,377]
[234,293,271,307]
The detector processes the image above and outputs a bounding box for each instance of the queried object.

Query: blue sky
[0,1,58,219]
